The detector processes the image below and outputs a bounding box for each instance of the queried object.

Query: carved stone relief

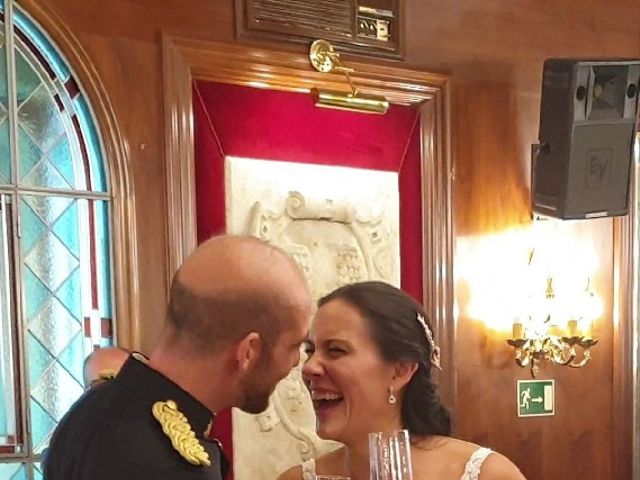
[225,156,400,480]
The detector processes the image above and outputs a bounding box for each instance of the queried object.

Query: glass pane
[15,50,40,106]
[0,195,19,449]
[48,135,75,187]
[14,8,70,81]
[30,398,55,452]
[11,7,109,193]
[12,40,75,190]
[81,200,113,348]
[0,463,26,480]
[0,30,11,185]
[74,96,106,192]
[20,196,113,452]
[94,200,112,319]
[34,462,43,480]
[18,125,43,182]
[0,119,10,185]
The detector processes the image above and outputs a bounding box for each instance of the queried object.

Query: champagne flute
[369,429,413,480]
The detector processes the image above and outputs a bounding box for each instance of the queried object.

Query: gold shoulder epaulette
[98,368,117,381]
[152,400,211,467]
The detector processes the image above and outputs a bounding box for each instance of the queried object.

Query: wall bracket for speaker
[530,142,553,221]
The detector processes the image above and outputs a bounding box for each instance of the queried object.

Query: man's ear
[392,361,419,390]
[235,332,262,372]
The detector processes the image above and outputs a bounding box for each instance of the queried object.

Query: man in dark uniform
[43,235,312,480]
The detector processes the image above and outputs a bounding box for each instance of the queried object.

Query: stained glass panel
[23,194,71,225]
[22,267,49,321]
[0,31,10,185]
[0,118,10,185]
[57,332,84,384]
[95,200,112,318]
[34,463,43,480]
[29,397,55,452]
[20,195,111,453]
[18,198,46,253]
[18,84,65,154]
[10,4,106,193]
[26,333,53,387]
[52,200,79,258]
[15,50,40,105]
[55,268,81,321]
[1,1,113,470]
[18,125,43,182]
[48,135,75,187]
[75,96,107,192]
[14,8,70,81]
[0,463,26,480]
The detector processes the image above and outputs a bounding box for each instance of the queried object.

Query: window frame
[0,1,120,476]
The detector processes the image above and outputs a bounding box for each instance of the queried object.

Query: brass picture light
[308,39,389,115]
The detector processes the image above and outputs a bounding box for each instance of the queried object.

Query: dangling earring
[388,386,396,404]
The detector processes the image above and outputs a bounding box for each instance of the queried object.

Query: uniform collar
[115,353,215,440]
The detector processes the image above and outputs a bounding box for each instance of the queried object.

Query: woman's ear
[235,331,262,372]
[392,361,419,389]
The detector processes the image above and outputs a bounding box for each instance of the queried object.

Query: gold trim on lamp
[308,39,389,115]
[311,88,389,114]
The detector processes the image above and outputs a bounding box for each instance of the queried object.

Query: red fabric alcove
[193,81,423,479]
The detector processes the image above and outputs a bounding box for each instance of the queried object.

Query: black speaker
[533,58,640,219]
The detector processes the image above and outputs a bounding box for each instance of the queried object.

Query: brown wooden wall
[29,1,640,478]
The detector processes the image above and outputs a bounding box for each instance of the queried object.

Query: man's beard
[237,359,276,414]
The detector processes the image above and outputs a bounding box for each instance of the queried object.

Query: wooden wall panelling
[613,143,639,480]
[613,214,634,480]
[69,35,168,353]
[451,81,620,479]
[163,34,198,282]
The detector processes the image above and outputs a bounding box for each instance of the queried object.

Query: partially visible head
[83,346,130,389]
[162,235,311,414]
[303,281,450,444]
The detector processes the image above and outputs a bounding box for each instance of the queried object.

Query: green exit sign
[517,380,555,417]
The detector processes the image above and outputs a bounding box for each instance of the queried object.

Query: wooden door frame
[161,33,457,408]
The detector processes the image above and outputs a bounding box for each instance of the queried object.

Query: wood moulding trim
[162,33,456,409]
[612,140,638,480]
[20,0,140,349]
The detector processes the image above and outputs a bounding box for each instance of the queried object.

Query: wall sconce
[308,39,389,114]
[507,275,600,377]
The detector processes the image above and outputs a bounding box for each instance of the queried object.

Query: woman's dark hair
[318,281,451,437]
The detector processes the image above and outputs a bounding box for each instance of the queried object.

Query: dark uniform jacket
[43,355,229,480]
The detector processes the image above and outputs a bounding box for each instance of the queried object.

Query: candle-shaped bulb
[512,320,524,340]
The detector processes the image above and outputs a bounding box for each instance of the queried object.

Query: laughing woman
[278,281,525,480]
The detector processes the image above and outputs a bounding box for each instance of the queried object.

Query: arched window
[0,1,113,477]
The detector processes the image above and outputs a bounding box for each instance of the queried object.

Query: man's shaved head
[83,346,129,388]
[166,236,310,354]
